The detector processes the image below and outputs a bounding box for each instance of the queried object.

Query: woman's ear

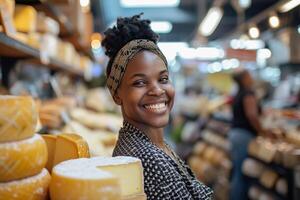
[113,92,122,105]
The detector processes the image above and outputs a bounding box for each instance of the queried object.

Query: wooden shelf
[15,0,94,60]
[0,33,83,77]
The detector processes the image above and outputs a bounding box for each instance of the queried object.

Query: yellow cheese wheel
[0,95,37,142]
[42,134,57,172]
[0,168,50,200]
[13,5,37,33]
[50,156,145,200]
[53,133,90,167]
[0,134,47,182]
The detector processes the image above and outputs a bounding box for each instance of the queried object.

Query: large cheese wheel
[0,95,37,142]
[13,5,37,33]
[50,156,145,200]
[42,133,90,172]
[0,134,47,182]
[0,168,51,200]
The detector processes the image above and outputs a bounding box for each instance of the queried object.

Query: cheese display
[275,178,288,195]
[52,133,90,168]
[70,107,122,132]
[259,169,278,189]
[36,12,60,35]
[0,134,47,182]
[0,95,37,142]
[50,156,146,200]
[13,5,37,33]
[42,134,57,171]
[63,120,117,156]
[0,168,51,200]
[242,158,265,178]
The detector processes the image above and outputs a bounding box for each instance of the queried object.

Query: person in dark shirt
[229,69,269,200]
[101,14,213,199]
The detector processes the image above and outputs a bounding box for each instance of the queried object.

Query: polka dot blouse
[113,121,213,199]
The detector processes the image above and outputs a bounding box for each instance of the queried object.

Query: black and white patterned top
[113,121,213,200]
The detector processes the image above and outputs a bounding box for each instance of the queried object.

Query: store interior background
[0,0,300,199]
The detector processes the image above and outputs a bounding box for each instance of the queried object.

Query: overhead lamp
[196,47,225,60]
[80,0,90,12]
[257,48,272,59]
[298,25,300,34]
[269,14,280,28]
[239,0,251,9]
[150,21,173,33]
[198,7,223,36]
[248,25,260,39]
[230,39,265,50]
[279,0,300,12]
[120,0,180,7]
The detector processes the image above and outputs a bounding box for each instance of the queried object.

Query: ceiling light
[257,48,272,59]
[230,39,265,50]
[80,0,90,7]
[199,7,223,36]
[248,26,260,39]
[196,47,225,60]
[158,42,188,61]
[298,25,300,34]
[279,0,300,12]
[239,0,251,9]
[91,40,101,50]
[120,0,180,7]
[150,21,173,33]
[269,14,280,28]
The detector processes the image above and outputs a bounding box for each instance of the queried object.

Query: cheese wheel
[53,133,90,167]
[0,95,37,142]
[0,168,51,200]
[50,156,145,200]
[259,170,278,189]
[13,5,37,33]
[0,134,47,182]
[42,134,57,172]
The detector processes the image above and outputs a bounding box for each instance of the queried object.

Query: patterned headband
[106,39,168,96]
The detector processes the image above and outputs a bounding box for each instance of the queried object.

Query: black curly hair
[101,13,159,77]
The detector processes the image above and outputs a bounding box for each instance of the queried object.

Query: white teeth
[144,103,166,111]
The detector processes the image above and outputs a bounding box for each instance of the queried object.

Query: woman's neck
[125,119,165,149]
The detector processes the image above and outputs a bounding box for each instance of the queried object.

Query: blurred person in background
[229,69,270,200]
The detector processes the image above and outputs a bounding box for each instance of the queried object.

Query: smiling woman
[101,13,213,199]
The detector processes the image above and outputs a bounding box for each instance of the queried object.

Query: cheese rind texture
[0,134,48,182]
[0,168,51,200]
[0,95,37,142]
[53,133,90,167]
[42,134,57,172]
[13,5,37,33]
[50,156,145,200]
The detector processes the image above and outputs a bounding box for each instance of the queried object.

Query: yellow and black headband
[106,39,167,96]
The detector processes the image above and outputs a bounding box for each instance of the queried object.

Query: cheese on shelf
[0,95,37,142]
[50,156,146,200]
[42,134,57,172]
[259,169,278,189]
[13,5,37,33]
[276,178,288,195]
[0,134,47,182]
[52,133,90,167]
[242,158,264,178]
[0,168,50,200]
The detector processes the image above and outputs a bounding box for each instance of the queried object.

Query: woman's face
[115,50,175,129]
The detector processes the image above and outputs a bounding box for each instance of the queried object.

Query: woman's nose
[147,85,165,96]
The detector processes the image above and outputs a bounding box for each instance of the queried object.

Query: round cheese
[0,168,50,200]
[0,95,37,142]
[0,134,47,182]
[50,156,145,200]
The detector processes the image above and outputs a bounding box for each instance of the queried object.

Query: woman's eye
[160,76,169,83]
[133,80,146,87]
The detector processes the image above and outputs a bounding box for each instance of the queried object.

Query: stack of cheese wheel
[0,96,51,200]
[50,156,147,200]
